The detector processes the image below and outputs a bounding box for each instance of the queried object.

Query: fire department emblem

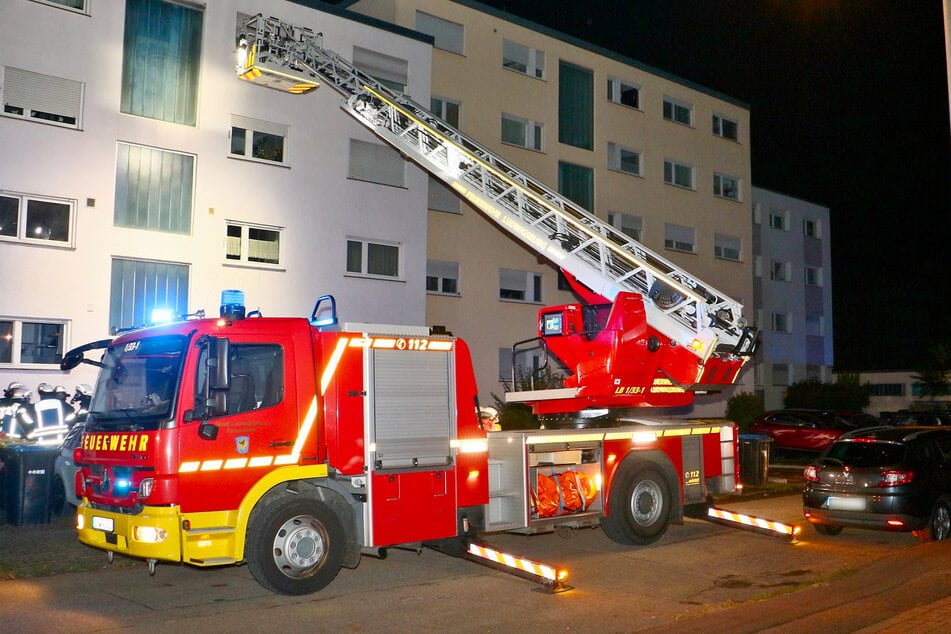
[236,436,250,454]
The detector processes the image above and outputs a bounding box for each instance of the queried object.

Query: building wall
[837,370,951,417]
[346,0,754,416]
[752,186,834,410]
[0,0,433,390]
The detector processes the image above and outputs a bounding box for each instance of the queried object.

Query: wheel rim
[934,504,951,541]
[630,479,662,526]
[272,514,328,578]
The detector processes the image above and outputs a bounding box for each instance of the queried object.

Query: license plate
[827,496,865,511]
[92,516,115,533]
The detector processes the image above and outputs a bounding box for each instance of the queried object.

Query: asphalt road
[1,493,948,632]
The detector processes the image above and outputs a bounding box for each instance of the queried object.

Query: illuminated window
[0,318,68,367]
[226,222,282,266]
[109,258,189,334]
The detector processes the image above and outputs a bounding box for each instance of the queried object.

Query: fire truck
[63,14,758,596]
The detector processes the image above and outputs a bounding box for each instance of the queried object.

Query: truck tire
[246,494,345,595]
[601,463,671,545]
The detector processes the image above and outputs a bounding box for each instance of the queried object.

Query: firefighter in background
[480,406,501,431]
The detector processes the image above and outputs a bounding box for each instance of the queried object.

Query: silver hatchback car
[51,423,85,515]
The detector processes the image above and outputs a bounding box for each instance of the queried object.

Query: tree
[725,391,764,434]
[912,342,951,399]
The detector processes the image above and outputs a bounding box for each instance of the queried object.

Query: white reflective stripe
[321,338,349,394]
[450,439,488,453]
[288,396,319,460]
[428,340,453,351]
[224,458,247,469]
[707,507,796,536]
[248,456,273,468]
[200,460,223,471]
[467,543,557,581]
[180,461,200,473]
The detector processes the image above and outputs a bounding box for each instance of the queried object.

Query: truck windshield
[87,335,186,430]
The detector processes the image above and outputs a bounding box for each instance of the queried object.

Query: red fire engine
[63,14,759,595]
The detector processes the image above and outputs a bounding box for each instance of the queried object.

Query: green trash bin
[738,434,772,487]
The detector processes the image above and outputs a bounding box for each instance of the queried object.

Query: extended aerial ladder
[235,15,758,413]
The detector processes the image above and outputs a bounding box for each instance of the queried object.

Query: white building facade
[0,0,434,390]
[751,186,834,410]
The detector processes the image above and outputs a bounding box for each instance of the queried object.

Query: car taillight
[878,470,914,486]
[804,465,820,482]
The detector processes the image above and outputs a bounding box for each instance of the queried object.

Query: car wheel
[50,476,67,518]
[926,500,950,541]
[245,494,344,595]
[814,523,843,536]
[601,463,671,545]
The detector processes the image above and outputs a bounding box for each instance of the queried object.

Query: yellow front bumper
[76,503,239,566]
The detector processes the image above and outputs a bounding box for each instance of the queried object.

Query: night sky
[472,0,951,371]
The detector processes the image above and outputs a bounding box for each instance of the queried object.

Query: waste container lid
[738,434,772,441]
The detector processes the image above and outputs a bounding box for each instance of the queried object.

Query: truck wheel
[601,464,671,545]
[246,495,344,595]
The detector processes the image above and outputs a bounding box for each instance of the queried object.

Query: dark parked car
[880,410,950,426]
[803,426,951,541]
[749,409,867,452]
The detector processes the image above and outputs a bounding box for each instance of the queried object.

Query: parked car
[802,426,951,541]
[880,410,950,426]
[749,409,865,452]
[51,423,84,516]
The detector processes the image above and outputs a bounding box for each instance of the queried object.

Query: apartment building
[342,0,754,415]
[0,0,435,390]
[751,187,834,410]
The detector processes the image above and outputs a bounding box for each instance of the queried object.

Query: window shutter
[3,66,82,123]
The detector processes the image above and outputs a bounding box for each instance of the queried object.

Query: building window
[431,96,461,128]
[869,383,905,397]
[806,313,824,336]
[121,0,202,126]
[805,266,824,286]
[230,115,287,165]
[803,218,822,238]
[771,363,790,386]
[114,143,194,234]
[110,258,189,334]
[608,212,643,241]
[346,238,401,279]
[502,40,544,79]
[607,77,639,109]
[714,233,742,261]
[664,223,696,253]
[502,113,543,151]
[769,209,789,230]
[663,97,692,126]
[225,222,282,266]
[771,313,791,333]
[500,268,541,303]
[770,260,791,281]
[713,173,740,200]
[426,260,459,295]
[713,114,738,140]
[559,61,593,150]
[0,318,68,367]
[428,176,460,213]
[353,47,408,92]
[32,0,88,12]
[416,11,464,55]
[558,161,594,211]
[1,66,83,128]
[664,159,694,189]
[0,192,75,247]
[348,139,405,187]
[607,142,641,176]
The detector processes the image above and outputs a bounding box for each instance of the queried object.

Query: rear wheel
[813,523,843,536]
[926,500,950,542]
[601,464,671,545]
[246,495,344,595]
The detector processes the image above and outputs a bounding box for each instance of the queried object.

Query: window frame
[1,66,83,129]
[0,317,69,368]
[664,159,694,189]
[804,266,824,287]
[230,115,288,166]
[0,191,76,248]
[713,173,741,201]
[346,237,402,280]
[501,112,543,151]
[607,142,641,177]
[31,0,88,13]
[714,232,742,261]
[499,268,542,303]
[608,212,643,242]
[803,218,822,238]
[415,11,464,55]
[662,97,693,126]
[607,76,640,109]
[770,260,791,282]
[769,210,789,230]
[109,257,189,334]
[348,138,406,188]
[664,222,696,254]
[430,95,461,128]
[771,313,791,334]
[224,220,284,269]
[713,114,739,140]
[502,39,545,79]
[114,142,195,235]
[426,259,460,296]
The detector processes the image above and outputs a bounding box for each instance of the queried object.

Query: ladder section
[236,15,749,357]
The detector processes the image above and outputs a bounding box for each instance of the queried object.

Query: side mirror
[198,421,219,441]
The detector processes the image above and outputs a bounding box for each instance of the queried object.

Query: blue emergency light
[220,290,246,320]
